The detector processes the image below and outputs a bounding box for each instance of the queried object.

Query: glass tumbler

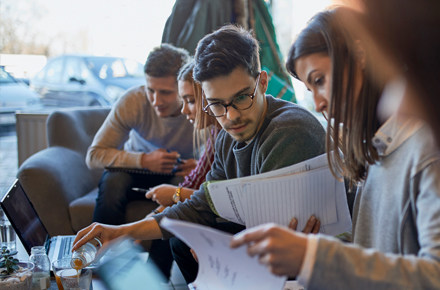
[52,258,72,290]
[59,268,92,290]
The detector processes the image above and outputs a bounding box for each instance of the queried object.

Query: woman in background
[145,59,220,210]
[231,7,440,289]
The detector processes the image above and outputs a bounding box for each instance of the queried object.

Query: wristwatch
[173,187,182,204]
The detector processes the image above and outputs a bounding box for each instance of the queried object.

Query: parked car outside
[0,67,43,126]
[30,55,145,107]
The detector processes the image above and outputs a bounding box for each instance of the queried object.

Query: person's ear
[259,70,269,94]
[354,40,366,70]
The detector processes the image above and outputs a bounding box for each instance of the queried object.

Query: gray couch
[16,108,159,237]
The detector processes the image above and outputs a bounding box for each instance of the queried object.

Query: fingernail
[292,218,297,223]
[311,216,316,221]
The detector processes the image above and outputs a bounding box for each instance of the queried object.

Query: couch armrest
[17,146,102,236]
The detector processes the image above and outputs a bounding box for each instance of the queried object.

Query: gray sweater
[86,86,194,169]
[154,95,326,238]
[306,117,440,290]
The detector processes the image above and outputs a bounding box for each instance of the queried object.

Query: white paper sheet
[160,218,286,290]
[242,166,352,236]
[207,153,330,225]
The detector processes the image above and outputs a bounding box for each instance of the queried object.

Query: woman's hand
[230,223,308,277]
[145,185,177,207]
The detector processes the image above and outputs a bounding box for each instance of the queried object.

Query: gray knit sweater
[154,95,326,238]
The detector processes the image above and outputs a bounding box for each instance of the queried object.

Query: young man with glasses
[73,25,326,284]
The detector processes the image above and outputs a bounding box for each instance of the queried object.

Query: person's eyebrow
[181,94,194,99]
[206,86,251,102]
[306,69,317,85]
[147,87,175,93]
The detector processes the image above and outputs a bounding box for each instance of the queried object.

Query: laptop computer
[0,179,76,269]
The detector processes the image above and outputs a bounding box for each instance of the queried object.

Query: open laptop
[0,179,76,269]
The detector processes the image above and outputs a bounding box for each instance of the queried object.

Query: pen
[167,149,183,164]
[132,187,149,193]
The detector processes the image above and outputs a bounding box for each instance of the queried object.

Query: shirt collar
[372,114,424,156]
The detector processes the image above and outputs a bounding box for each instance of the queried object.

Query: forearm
[180,187,195,201]
[153,189,220,239]
[86,146,143,169]
[121,217,163,240]
[307,235,440,289]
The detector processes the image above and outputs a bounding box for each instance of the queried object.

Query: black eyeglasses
[203,73,261,117]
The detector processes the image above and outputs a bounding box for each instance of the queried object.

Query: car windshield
[84,57,144,80]
[0,68,18,84]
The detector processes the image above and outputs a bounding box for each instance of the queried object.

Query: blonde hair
[178,60,220,165]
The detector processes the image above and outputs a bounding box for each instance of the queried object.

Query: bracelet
[152,209,160,214]
[173,186,182,204]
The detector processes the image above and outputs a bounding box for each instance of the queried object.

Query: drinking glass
[59,268,92,290]
[52,258,72,290]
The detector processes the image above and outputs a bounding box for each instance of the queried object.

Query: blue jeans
[93,170,175,279]
[93,170,173,224]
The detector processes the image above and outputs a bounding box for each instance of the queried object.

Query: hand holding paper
[160,218,287,290]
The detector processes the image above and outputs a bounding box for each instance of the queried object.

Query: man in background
[86,43,196,280]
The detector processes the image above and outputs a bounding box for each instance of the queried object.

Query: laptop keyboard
[58,236,75,260]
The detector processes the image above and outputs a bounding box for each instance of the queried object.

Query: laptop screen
[0,179,49,254]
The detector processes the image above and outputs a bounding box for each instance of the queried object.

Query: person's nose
[225,105,241,122]
[152,93,163,106]
[181,101,189,115]
[313,92,328,114]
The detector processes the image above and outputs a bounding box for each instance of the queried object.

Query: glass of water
[0,208,16,251]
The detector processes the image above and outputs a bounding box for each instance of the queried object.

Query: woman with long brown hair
[231,7,440,289]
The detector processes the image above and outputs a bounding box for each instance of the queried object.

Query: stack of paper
[205,153,352,236]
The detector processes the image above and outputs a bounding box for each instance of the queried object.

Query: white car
[0,67,43,126]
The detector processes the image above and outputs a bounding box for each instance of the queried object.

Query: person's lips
[155,106,167,113]
[226,123,247,134]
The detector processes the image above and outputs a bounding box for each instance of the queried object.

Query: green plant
[0,246,19,276]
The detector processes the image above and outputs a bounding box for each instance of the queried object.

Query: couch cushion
[69,188,99,233]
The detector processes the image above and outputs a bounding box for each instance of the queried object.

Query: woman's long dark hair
[286,7,384,183]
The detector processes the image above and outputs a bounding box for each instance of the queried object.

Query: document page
[206,153,330,224]
[160,218,286,290]
[242,167,337,230]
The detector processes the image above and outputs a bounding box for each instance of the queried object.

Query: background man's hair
[144,43,190,78]
[193,24,260,82]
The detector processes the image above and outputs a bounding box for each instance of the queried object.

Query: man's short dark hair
[144,43,190,78]
[193,25,260,83]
